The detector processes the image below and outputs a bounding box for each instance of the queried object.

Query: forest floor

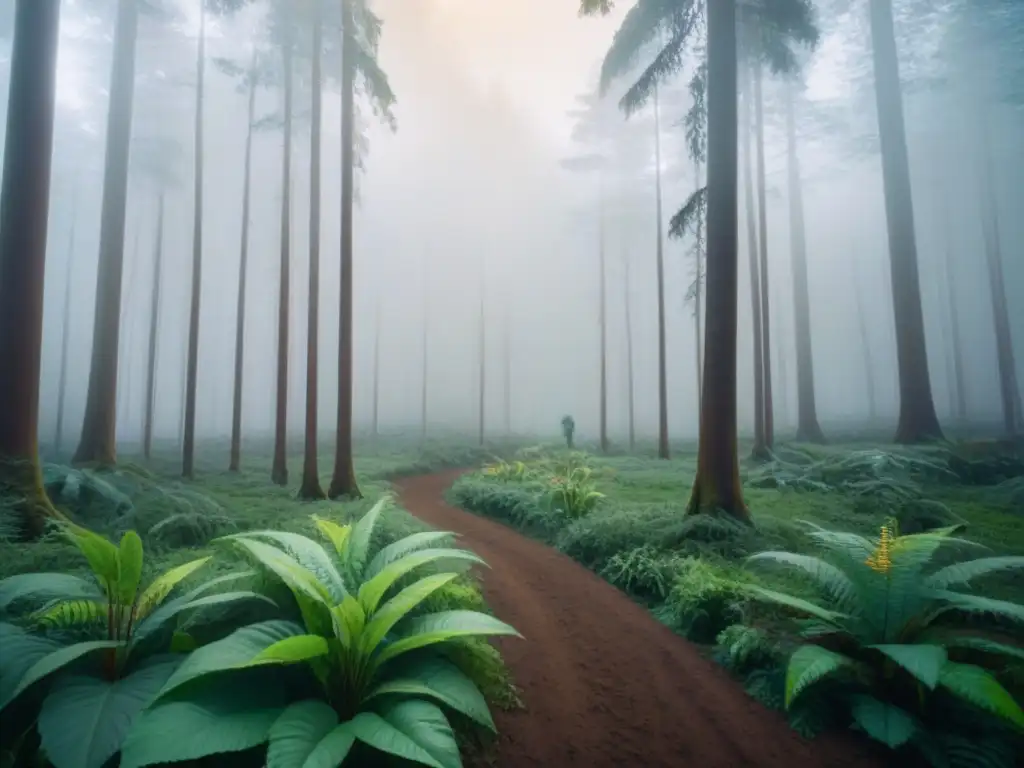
[396,470,883,768]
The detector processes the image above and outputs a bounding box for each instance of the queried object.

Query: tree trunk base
[894,412,944,444]
[297,477,326,501]
[327,479,361,501]
[749,444,773,463]
[685,470,752,524]
[795,422,827,444]
[271,464,288,486]
[0,459,68,541]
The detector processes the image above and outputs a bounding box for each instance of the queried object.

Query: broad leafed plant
[0,523,266,768]
[121,497,520,768]
[746,521,1024,766]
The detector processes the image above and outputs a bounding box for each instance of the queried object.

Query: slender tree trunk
[503,306,512,435]
[977,127,1021,436]
[55,197,78,456]
[272,33,294,487]
[0,0,64,538]
[753,57,774,451]
[229,50,258,473]
[598,179,608,454]
[421,273,428,442]
[687,0,747,520]
[182,4,206,479]
[867,0,943,442]
[371,300,381,438]
[653,83,670,459]
[854,277,878,421]
[328,23,360,499]
[941,216,967,422]
[785,82,825,443]
[694,164,704,422]
[74,0,139,466]
[299,7,325,500]
[117,220,142,430]
[624,256,636,451]
[742,70,766,457]
[143,193,165,461]
[478,282,486,447]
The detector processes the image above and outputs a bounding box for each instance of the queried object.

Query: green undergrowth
[0,437,526,768]
[450,441,1024,765]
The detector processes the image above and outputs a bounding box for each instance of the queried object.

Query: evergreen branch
[668,185,707,239]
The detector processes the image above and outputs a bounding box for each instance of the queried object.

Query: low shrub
[662,557,749,643]
[600,545,681,602]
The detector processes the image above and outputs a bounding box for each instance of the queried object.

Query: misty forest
[0,0,1023,766]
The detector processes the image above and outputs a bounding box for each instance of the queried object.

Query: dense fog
[0,0,1020,452]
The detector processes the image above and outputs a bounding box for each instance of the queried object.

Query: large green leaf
[375,611,520,668]
[246,634,329,667]
[364,532,456,581]
[741,585,848,626]
[63,524,120,594]
[160,620,305,696]
[940,635,1024,663]
[927,590,1024,626]
[228,531,347,602]
[784,644,854,708]
[0,622,61,708]
[0,573,102,612]
[266,700,351,768]
[926,556,1024,591]
[346,498,389,580]
[360,573,459,655]
[849,695,919,748]
[367,657,494,731]
[358,550,485,615]
[119,675,287,768]
[304,725,357,768]
[347,711,444,768]
[116,531,145,606]
[938,661,1024,729]
[746,552,858,610]
[377,699,460,768]
[869,644,947,689]
[1,640,123,710]
[37,657,180,768]
[135,557,212,619]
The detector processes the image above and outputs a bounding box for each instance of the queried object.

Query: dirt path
[395,471,883,768]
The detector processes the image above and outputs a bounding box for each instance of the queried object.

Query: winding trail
[395,471,884,768]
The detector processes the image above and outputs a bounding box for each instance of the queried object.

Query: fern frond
[33,599,106,628]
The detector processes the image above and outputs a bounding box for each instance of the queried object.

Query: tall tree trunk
[653,83,670,460]
[55,195,78,456]
[867,0,943,442]
[299,7,325,500]
[624,255,635,451]
[741,70,766,457]
[687,0,747,520]
[694,164,704,422]
[182,4,206,479]
[753,57,774,451]
[598,180,608,454]
[977,127,1021,436]
[74,0,139,466]
[229,49,258,472]
[272,33,294,487]
[328,23,360,499]
[143,193,165,461]
[854,277,878,421]
[117,220,142,430]
[785,81,825,443]
[941,217,967,422]
[371,300,381,438]
[478,287,486,447]
[421,276,428,442]
[0,0,64,538]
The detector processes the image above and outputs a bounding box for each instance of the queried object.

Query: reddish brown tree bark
[74,0,139,467]
[328,23,361,499]
[273,29,294,487]
[868,0,943,442]
[229,49,258,473]
[0,0,64,538]
[299,6,326,500]
[687,0,748,521]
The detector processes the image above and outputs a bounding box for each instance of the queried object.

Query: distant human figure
[561,415,576,450]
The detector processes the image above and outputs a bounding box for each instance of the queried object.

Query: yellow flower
[865,524,894,574]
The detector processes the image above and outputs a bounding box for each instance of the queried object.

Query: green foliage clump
[746,521,1024,766]
[448,477,558,538]
[122,497,521,768]
[600,545,680,601]
[714,624,780,676]
[0,523,263,768]
[662,557,749,643]
[546,465,603,519]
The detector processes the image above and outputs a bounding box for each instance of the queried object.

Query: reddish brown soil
[395,471,886,768]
